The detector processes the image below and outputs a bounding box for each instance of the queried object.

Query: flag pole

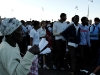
[41,7,44,21]
[87,0,93,18]
[87,5,89,18]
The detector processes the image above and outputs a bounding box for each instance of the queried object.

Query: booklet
[39,38,48,51]
[28,38,48,51]
[40,47,51,54]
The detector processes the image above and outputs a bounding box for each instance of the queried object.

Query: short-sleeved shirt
[53,21,68,40]
[30,28,40,46]
[38,27,46,38]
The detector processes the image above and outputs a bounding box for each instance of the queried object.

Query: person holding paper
[61,15,80,75]
[38,21,50,69]
[0,18,40,75]
[29,21,40,75]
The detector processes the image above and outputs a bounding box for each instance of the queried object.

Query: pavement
[38,54,100,75]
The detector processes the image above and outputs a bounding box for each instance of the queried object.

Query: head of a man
[60,13,67,22]
[74,15,79,25]
[81,17,88,26]
[0,18,23,43]
[34,21,40,30]
[94,17,100,25]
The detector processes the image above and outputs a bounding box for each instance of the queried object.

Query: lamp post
[87,0,93,18]
[41,7,44,21]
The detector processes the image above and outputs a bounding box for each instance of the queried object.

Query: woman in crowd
[29,21,40,75]
[0,18,40,75]
[38,21,49,69]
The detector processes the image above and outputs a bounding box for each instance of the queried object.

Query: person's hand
[29,45,40,55]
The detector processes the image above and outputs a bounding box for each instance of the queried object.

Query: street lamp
[41,7,44,21]
[87,0,93,18]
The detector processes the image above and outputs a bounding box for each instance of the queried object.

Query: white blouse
[38,27,46,38]
[30,28,40,46]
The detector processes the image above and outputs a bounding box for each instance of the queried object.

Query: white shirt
[53,21,68,40]
[68,24,80,48]
[74,24,80,36]
[38,27,46,38]
[30,28,40,46]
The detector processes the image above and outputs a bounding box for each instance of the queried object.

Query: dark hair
[67,21,70,24]
[51,22,54,27]
[90,19,92,21]
[26,21,31,25]
[34,21,40,27]
[41,21,45,26]
[74,15,79,18]
[32,20,34,22]
[94,17,100,21]
[60,13,66,18]
[72,17,74,22]
[21,20,25,25]
[81,17,88,22]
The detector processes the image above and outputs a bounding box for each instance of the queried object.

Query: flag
[75,6,78,10]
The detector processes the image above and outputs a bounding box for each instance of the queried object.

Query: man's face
[74,16,79,23]
[83,19,88,26]
[94,21,99,25]
[61,15,67,21]
[11,26,23,43]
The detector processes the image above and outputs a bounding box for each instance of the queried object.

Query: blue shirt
[90,24,100,40]
[79,25,90,46]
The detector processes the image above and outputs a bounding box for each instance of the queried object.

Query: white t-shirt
[53,21,68,40]
[38,27,46,38]
[30,28,40,46]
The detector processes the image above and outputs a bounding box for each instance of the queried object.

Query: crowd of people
[0,13,100,75]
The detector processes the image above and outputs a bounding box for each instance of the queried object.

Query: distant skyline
[0,0,99,22]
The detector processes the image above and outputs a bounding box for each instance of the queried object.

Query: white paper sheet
[40,48,51,54]
[27,38,48,52]
[39,38,48,51]
[27,45,32,50]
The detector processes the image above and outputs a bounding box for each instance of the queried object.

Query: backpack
[89,24,100,32]
[89,25,100,39]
